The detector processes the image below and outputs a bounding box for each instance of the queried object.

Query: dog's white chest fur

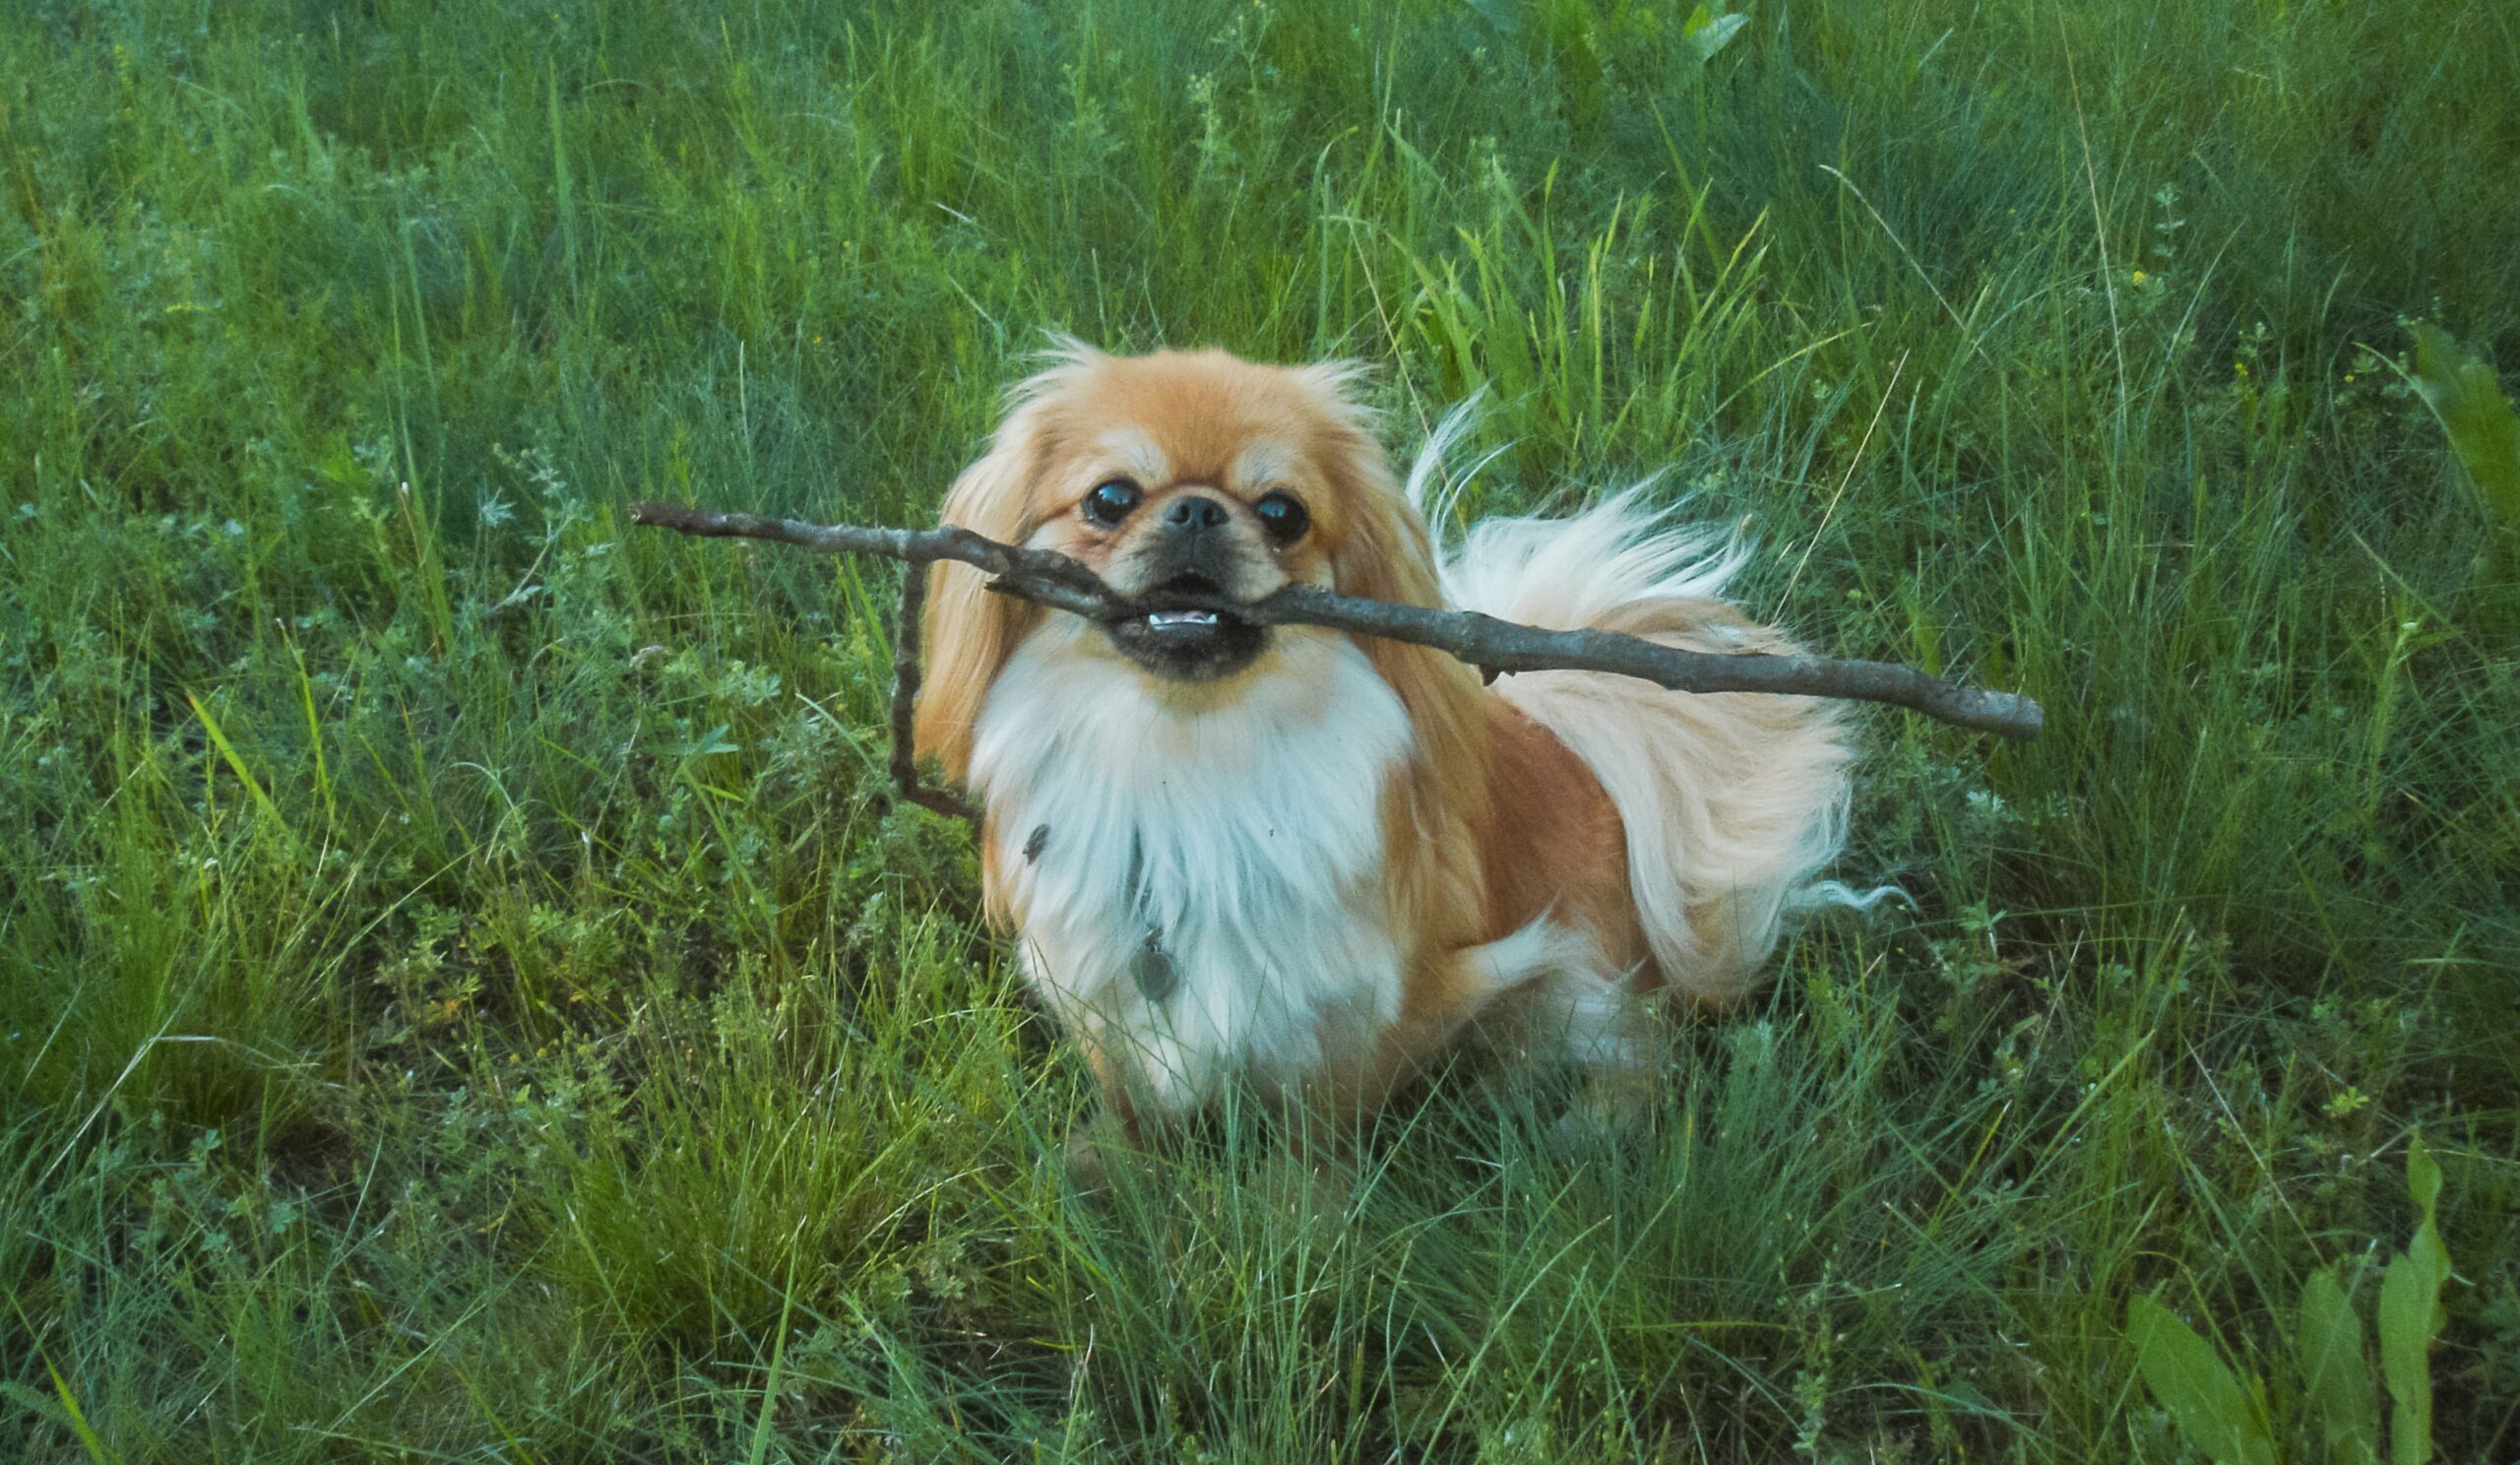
[969,625,1415,1112]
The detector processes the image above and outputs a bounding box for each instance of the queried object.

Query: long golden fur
[914,343,1858,1163]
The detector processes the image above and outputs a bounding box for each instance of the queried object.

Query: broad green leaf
[669,724,743,757]
[2378,1135,2453,1465]
[2127,1292,2279,1465]
[2406,1133,2443,1214]
[1683,7,1749,60]
[1466,0,1522,37]
[2295,1266,2380,1462]
[2410,323,2520,534]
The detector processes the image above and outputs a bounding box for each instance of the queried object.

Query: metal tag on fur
[1131,928,1177,1004]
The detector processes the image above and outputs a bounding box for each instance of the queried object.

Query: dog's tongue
[1146,609,1221,630]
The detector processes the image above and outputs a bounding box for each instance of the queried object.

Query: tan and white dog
[914,343,1858,1166]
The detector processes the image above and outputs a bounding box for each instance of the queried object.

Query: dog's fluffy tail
[1409,410,1875,1003]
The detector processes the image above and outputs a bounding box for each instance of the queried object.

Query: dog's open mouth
[1105,575,1267,681]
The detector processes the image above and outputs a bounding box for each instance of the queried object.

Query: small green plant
[2128,1137,2457,1465]
[2409,322,2520,625]
[2410,324,2520,537]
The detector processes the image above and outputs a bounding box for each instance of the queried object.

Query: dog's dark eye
[1082,478,1142,527]
[1253,492,1310,543]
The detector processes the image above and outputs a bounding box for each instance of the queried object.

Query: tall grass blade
[184,692,298,856]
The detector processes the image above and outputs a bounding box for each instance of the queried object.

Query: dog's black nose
[1164,495,1229,531]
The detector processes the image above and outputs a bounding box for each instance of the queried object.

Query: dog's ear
[1303,371,1487,876]
[1325,451,1480,743]
[1327,480,1445,614]
[914,402,1051,784]
[1295,363,1452,628]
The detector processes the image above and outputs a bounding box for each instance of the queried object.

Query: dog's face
[1016,351,1357,683]
[984,347,1392,682]
[914,345,1461,777]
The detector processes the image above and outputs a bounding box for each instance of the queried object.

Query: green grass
[5,0,2517,1457]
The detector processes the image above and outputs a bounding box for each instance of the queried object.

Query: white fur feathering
[1408,405,1881,1002]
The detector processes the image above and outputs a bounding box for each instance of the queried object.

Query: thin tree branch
[629,501,2046,777]
[886,564,980,823]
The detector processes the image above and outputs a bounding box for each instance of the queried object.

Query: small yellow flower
[2130,269,2148,285]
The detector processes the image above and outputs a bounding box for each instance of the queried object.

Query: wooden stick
[885,565,981,823]
[628,500,2044,796]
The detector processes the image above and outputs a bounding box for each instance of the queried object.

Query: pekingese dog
[914,343,1858,1168]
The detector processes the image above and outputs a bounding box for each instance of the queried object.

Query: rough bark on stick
[885,566,981,823]
[627,500,2045,812]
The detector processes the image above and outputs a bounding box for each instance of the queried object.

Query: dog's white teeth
[1146,609,1221,630]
